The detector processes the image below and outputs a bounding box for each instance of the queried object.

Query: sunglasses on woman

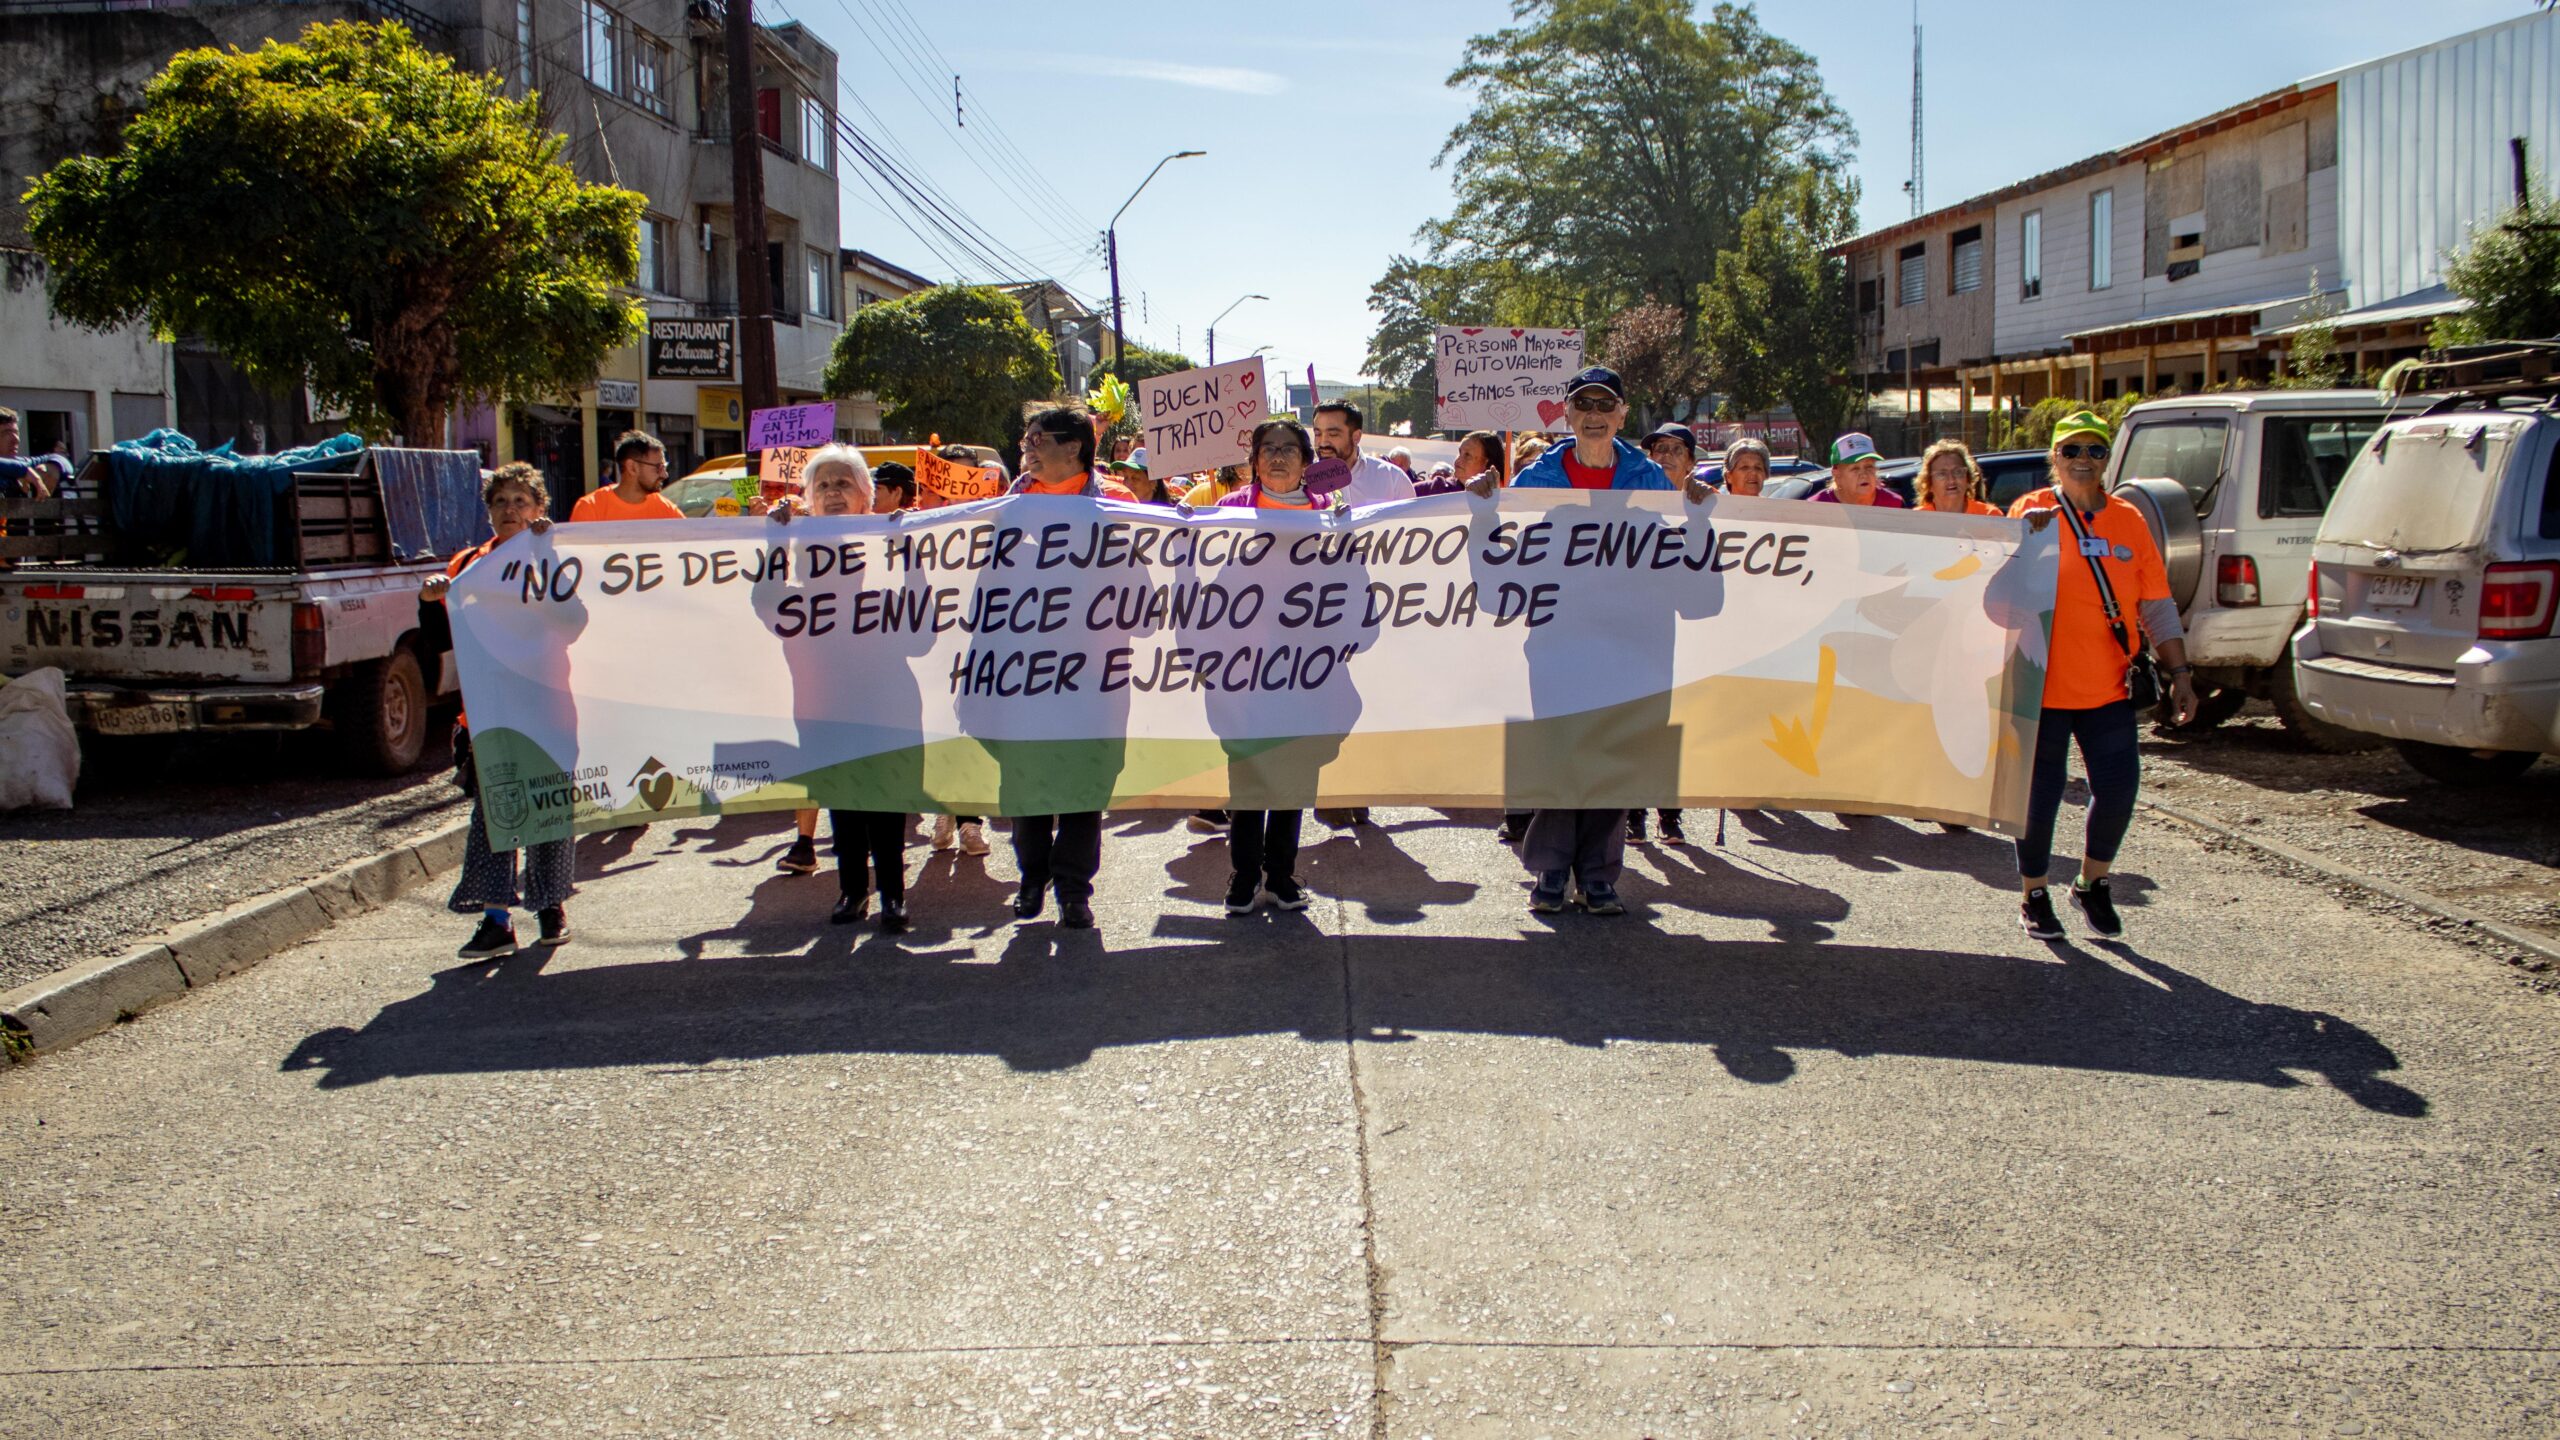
[2059,442,2110,460]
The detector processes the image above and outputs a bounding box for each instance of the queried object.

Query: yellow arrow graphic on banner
[1763,644,1837,776]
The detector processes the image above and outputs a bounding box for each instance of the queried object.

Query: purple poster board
[747,402,836,451]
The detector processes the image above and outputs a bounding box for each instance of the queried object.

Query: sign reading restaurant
[647,318,738,379]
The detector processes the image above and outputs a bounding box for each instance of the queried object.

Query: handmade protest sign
[747,402,835,451]
[764,446,814,489]
[1138,358,1267,478]
[915,448,1006,506]
[451,494,2058,847]
[1434,326,1584,431]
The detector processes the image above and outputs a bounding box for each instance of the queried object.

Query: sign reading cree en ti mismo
[647,318,738,379]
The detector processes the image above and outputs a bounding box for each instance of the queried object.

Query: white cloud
[1065,56,1288,95]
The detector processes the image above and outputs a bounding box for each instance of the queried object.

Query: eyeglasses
[1255,443,1305,459]
[1027,429,1080,447]
[2058,442,2111,460]
[1568,393,1620,413]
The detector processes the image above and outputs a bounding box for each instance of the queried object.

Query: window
[2117,418,2229,511]
[1950,225,1983,294]
[801,97,832,172]
[756,88,782,144]
[515,0,533,92]
[581,0,615,89]
[2259,416,2383,518]
[2020,210,2042,300]
[2089,190,2113,291]
[2541,441,2560,539]
[806,247,832,319]
[628,29,670,117]
[1897,242,1925,306]
[1857,277,1879,315]
[637,215,670,293]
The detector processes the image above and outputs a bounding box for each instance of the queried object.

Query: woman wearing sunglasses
[2007,411,2199,941]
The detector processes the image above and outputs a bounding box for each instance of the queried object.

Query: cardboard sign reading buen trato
[1433,325,1583,432]
[1138,358,1266,478]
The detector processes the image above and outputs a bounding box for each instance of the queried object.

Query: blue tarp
[103,430,366,567]
[371,448,492,561]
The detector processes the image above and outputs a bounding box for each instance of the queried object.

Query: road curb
[2141,797,2560,968]
[0,818,471,1063]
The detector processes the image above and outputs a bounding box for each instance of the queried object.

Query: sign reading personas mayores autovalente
[1434,325,1584,432]
[449,493,2059,848]
[1138,358,1267,478]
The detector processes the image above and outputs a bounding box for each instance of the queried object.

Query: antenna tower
[1905,4,1923,216]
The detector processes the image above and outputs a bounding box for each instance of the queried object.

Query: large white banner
[450,493,2060,848]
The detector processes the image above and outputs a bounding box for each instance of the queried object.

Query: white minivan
[2105,389,2429,749]
[2291,381,2560,784]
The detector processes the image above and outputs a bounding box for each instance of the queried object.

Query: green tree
[2430,184,2560,347]
[824,284,1060,446]
[24,21,642,443]
[1601,297,1710,425]
[2277,270,2348,388]
[1412,0,1852,337]
[1698,172,1859,455]
[1091,343,1197,390]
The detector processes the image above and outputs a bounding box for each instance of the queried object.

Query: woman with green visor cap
[1813,431,1906,507]
[2008,410,2200,941]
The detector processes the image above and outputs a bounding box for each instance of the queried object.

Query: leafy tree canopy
[2431,184,2560,347]
[825,284,1060,447]
[25,20,643,442]
[1698,171,1860,455]
[1602,297,1710,424]
[1092,343,1197,389]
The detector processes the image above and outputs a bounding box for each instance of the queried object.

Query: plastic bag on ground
[0,667,81,810]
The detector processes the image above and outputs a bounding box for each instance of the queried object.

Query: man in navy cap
[1472,367,1675,495]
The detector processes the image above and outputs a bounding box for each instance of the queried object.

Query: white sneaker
[930,814,958,851]
[958,820,991,856]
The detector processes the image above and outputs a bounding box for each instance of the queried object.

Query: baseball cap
[2052,410,2113,445]
[1828,432,1879,465]
[1643,422,1697,451]
[1565,366,1623,400]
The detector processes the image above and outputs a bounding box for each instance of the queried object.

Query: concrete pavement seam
[2139,798,2560,969]
[0,817,470,1063]
[1333,895,1392,1440]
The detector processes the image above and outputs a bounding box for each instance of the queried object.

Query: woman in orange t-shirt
[1913,440,2002,516]
[420,462,574,961]
[2005,413,2199,942]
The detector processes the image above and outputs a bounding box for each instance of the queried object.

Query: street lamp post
[1205,293,1266,365]
[1105,150,1203,372]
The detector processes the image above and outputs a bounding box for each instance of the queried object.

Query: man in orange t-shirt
[569,430,686,521]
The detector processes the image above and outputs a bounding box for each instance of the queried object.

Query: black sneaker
[1224,873,1260,916]
[1660,814,1685,845]
[778,835,818,874]
[1012,886,1045,920]
[1497,818,1523,845]
[2071,876,2123,937]
[458,917,517,960]
[1265,876,1309,911]
[1626,813,1648,844]
[877,897,909,934]
[2020,886,2064,939]
[832,891,869,925]
[1059,899,1095,929]
[534,906,569,948]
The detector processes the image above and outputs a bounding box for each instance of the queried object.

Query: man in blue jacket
[1470,366,1672,917]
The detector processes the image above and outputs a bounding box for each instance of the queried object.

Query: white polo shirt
[1334,452,1417,509]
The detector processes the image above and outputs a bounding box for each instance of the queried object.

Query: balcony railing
[0,0,452,37]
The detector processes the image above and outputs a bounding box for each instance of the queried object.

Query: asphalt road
[5,806,2556,1436]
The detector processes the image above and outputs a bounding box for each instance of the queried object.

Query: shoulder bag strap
[2056,496,2139,660]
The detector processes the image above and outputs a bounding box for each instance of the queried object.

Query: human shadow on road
[281,914,2425,1117]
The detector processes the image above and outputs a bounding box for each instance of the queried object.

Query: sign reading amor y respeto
[1434,325,1584,432]
[447,492,2059,848]
[1138,358,1267,477]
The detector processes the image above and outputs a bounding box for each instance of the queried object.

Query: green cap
[2052,410,2113,445]
[1827,431,1878,466]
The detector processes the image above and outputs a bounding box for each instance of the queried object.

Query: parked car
[668,444,1004,516]
[1697,456,1827,493]
[2105,388,2430,747]
[2291,365,2560,784]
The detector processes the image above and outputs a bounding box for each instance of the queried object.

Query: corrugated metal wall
[2337,10,2560,310]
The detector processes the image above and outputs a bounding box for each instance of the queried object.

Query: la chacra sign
[648,318,738,379]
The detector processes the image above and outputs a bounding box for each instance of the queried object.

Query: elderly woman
[1814,432,1907,507]
[422,463,574,960]
[1915,440,2000,515]
[1718,437,1773,497]
[769,445,913,932]
[2009,412,2200,940]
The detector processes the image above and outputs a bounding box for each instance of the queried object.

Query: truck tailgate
[0,576,296,683]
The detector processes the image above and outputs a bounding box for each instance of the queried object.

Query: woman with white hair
[769,445,912,932]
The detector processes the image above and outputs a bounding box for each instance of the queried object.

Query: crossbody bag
[2056,499,2163,711]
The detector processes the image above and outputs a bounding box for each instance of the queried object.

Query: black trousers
[830,810,906,901]
[1012,812,1102,902]
[1228,809,1302,884]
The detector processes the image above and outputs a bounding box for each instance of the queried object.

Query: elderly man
[1309,402,1416,510]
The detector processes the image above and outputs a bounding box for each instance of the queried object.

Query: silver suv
[2291,364,2560,784]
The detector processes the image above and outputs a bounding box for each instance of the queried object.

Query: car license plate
[90,701,191,736]
[2367,575,2425,608]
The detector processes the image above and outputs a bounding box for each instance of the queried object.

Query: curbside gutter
[2140,797,2560,970]
[1,819,470,1063]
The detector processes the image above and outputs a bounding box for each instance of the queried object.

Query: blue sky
[799,0,2537,381]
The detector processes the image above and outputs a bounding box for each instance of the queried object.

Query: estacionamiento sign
[449,492,2061,848]
[648,318,738,379]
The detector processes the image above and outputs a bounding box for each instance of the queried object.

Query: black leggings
[2016,700,2141,881]
[830,810,906,901]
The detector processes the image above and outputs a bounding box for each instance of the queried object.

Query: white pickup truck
[0,444,487,774]
[2106,388,2427,750]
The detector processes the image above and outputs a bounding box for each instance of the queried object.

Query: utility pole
[724,0,779,417]
[1105,231,1124,370]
